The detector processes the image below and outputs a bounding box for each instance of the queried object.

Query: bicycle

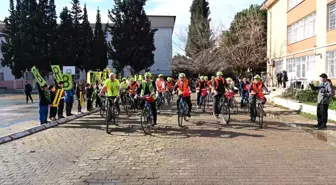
[241,95,250,113]
[199,88,208,112]
[225,91,238,114]
[100,96,106,118]
[254,92,270,128]
[164,90,172,107]
[218,95,230,124]
[140,96,155,135]
[103,96,119,133]
[120,91,129,116]
[126,93,138,114]
[156,93,165,113]
[177,95,189,128]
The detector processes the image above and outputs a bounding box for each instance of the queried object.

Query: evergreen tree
[57,7,73,66]
[1,0,25,78]
[93,8,108,71]
[185,0,212,57]
[80,4,94,71]
[70,0,83,68]
[46,0,58,65]
[108,0,157,74]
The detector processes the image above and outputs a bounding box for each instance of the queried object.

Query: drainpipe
[265,6,273,87]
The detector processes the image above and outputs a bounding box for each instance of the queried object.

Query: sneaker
[313,124,319,128]
[250,118,256,123]
[187,112,191,118]
[318,126,327,130]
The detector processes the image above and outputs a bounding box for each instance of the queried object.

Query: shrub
[281,87,318,103]
[282,87,298,98]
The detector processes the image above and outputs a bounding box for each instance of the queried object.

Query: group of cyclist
[98,71,269,126]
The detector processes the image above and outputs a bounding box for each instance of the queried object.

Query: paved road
[0,94,86,137]
[1,105,336,185]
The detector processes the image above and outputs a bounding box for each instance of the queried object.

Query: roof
[0,15,176,31]
[260,0,280,10]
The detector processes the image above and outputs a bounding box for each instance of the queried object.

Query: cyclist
[248,75,269,122]
[127,78,138,109]
[196,76,207,108]
[166,77,174,101]
[240,78,250,108]
[137,72,157,125]
[156,74,166,108]
[174,73,192,117]
[212,71,227,118]
[99,73,121,116]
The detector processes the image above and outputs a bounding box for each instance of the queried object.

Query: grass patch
[300,112,336,124]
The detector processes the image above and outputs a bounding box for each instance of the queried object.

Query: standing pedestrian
[310,73,333,130]
[282,70,288,88]
[48,85,57,121]
[24,81,33,103]
[86,83,94,111]
[36,82,50,124]
[75,83,83,113]
[65,87,74,116]
[56,81,65,119]
[94,81,102,107]
[276,72,282,88]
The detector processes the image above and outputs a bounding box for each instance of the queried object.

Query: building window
[287,13,316,44]
[286,55,315,78]
[328,2,336,30]
[327,51,336,78]
[288,0,303,10]
[275,60,283,74]
[0,72,4,81]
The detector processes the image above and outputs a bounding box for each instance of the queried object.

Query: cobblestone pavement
[0,94,86,137]
[1,103,336,185]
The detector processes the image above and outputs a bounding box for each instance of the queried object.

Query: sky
[0,0,264,55]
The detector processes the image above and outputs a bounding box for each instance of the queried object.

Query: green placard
[63,74,73,90]
[31,66,46,86]
[51,65,63,83]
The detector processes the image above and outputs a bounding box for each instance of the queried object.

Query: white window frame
[287,12,316,44]
[328,2,336,30]
[288,0,303,10]
[0,72,4,81]
[327,51,336,78]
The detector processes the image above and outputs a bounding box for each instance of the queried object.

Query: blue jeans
[39,105,49,124]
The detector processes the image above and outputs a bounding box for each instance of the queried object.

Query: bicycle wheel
[231,98,238,114]
[106,107,111,133]
[178,111,184,127]
[220,103,230,124]
[140,108,152,135]
[166,92,171,107]
[112,105,119,126]
[257,104,264,128]
[202,96,206,112]
[183,101,189,121]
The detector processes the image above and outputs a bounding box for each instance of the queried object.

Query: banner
[98,72,102,82]
[31,66,46,86]
[86,72,91,84]
[63,74,73,90]
[51,65,63,83]
[52,89,64,107]
[103,68,111,81]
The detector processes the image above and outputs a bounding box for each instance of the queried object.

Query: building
[262,0,336,87]
[0,15,175,89]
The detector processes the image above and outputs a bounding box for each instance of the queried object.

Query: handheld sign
[52,89,64,107]
[98,72,102,82]
[63,74,73,90]
[51,65,63,83]
[87,72,91,84]
[31,66,46,86]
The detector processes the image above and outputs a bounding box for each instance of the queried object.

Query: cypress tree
[57,7,73,66]
[93,8,108,71]
[185,0,212,57]
[80,4,94,71]
[70,0,83,68]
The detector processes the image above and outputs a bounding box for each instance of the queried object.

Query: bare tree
[218,9,267,75]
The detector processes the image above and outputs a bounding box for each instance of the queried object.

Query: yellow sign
[52,89,64,107]
[79,92,84,107]
[31,66,46,86]
[98,72,102,82]
[63,74,73,90]
[86,72,91,84]
[51,65,63,83]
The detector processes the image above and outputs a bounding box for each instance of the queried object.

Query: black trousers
[176,96,192,114]
[213,94,222,115]
[77,99,81,112]
[49,107,57,118]
[66,101,73,116]
[58,99,64,117]
[249,95,257,119]
[140,100,157,124]
[87,98,92,111]
[283,81,286,88]
[95,96,102,107]
[317,103,329,127]
[26,93,33,103]
[196,92,201,106]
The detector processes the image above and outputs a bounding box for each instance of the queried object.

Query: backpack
[327,79,335,97]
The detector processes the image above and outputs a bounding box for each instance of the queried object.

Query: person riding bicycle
[156,74,166,108]
[174,73,192,117]
[225,78,239,92]
[212,71,228,118]
[196,76,208,108]
[137,72,157,125]
[166,77,174,93]
[127,78,138,109]
[99,73,121,115]
[248,75,269,122]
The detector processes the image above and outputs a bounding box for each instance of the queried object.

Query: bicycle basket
[145,96,155,103]
[225,92,235,99]
[201,89,208,97]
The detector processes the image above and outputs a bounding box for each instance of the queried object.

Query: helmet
[204,76,208,80]
[158,74,163,78]
[226,77,232,81]
[130,78,134,81]
[109,73,115,78]
[200,76,204,81]
[211,76,215,79]
[179,73,186,79]
[254,75,261,80]
[216,71,223,76]
[144,72,152,78]
[167,77,171,81]
[122,77,126,81]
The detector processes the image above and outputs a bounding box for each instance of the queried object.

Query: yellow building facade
[262,0,336,86]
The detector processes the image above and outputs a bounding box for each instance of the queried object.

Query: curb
[0,108,99,145]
